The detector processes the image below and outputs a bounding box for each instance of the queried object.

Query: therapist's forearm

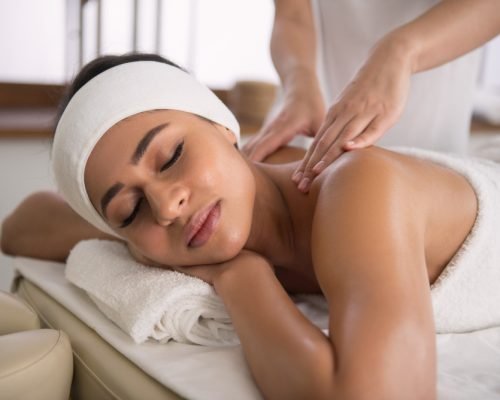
[386,0,500,73]
[271,0,319,92]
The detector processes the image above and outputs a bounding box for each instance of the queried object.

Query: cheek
[214,160,256,258]
[126,227,172,264]
[211,223,249,261]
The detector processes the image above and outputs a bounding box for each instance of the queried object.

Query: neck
[244,161,296,268]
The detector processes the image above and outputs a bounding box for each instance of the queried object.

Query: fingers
[293,111,395,193]
[291,115,344,188]
[343,114,391,150]
[293,112,376,192]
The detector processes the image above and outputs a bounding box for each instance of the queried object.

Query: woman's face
[85,109,256,268]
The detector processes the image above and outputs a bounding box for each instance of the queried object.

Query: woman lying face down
[5,53,487,399]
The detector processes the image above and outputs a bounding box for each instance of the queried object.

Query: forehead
[112,109,191,134]
[94,109,201,153]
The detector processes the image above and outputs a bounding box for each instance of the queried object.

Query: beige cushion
[0,290,40,335]
[16,278,181,400]
[0,329,73,400]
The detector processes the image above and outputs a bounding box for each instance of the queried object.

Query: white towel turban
[52,61,240,236]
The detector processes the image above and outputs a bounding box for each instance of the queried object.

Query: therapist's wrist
[281,65,321,98]
[375,29,421,75]
[353,36,413,86]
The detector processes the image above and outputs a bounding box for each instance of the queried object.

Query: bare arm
[198,151,435,399]
[270,0,318,94]
[242,0,325,161]
[211,252,332,399]
[397,0,500,73]
[1,191,116,262]
[294,0,500,192]
[311,151,436,399]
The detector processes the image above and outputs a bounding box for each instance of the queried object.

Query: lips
[185,201,221,248]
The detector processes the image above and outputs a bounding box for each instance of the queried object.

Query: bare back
[264,146,478,292]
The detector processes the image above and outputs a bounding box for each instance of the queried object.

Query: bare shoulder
[308,147,438,398]
[310,147,429,293]
[313,146,420,209]
[310,144,477,287]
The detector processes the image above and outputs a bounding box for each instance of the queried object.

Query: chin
[211,227,248,262]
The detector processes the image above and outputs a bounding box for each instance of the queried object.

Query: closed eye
[160,141,184,172]
[120,141,184,228]
[120,197,143,228]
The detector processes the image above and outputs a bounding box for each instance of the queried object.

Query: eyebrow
[131,122,170,165]
[99,122,170,218]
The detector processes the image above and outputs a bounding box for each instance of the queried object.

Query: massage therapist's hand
[242,75,325,162]
[293,38,413,193]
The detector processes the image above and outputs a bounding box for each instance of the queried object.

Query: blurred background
[1,0,500,290]
[0,0,279,85]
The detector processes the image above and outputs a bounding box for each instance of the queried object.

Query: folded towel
[65,239,238,346]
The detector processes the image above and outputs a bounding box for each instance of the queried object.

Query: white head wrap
[52,60,240,236]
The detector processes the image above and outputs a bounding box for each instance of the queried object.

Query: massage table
[8,256,500,400]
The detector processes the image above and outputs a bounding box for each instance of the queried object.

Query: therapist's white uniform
[310,0,482,153]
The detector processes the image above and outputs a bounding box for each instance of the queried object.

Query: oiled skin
[1,144,477,400]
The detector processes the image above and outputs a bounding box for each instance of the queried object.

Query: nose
[145,181,189,226]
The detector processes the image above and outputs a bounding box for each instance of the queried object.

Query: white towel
[65,239,238,346]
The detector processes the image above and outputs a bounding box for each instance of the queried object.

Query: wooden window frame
[0,83,66,138]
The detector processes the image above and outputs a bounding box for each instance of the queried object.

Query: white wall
[0,0,278,87]
[189,0,278,88]
[0,0,65,83]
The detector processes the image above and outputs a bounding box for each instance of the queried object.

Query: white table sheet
[13,257,500,400]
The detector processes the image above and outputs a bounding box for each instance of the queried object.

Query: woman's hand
[293,37,413,193]
[242,78,325,162]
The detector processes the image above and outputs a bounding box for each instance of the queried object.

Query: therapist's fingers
[311,114,377,174]
[343,114,392,150]
[293,112,375,191]
[296,114,394,192]
[291,109,338,179]
[291,115,345,188]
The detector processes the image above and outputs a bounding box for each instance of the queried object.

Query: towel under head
[65,239,239,346]
[65,239,330,346]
